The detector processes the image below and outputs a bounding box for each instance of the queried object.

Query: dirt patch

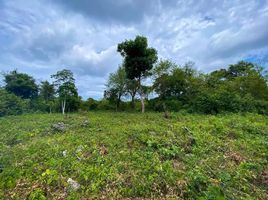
[100,145,108,156]
[173,160,185,171]
[227,131,238,139]
[254,169,268,189]
[224,151,244,164]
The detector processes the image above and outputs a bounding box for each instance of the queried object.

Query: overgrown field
[0,112,268,199]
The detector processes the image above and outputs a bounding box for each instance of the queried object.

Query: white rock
[81,120,89,127]
[67,178,80,191]
[62,150,67,157]
[51,122,65,132]
[76,145,84,153]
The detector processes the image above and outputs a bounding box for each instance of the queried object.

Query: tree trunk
[138,76,145,113]
[141,94,145,113]
[116,95,121,112]
[61,99,66,115]
[116,99,120,111]
[131,95,135,109]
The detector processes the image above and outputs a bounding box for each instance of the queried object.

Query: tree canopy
[40,81,55,102]
[105,65,127,110]
[4,70,38,99]
[117,35,158,80]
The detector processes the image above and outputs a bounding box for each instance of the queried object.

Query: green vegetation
[4,70,38,99]
[0,89,29,117]
[0,112,267,199]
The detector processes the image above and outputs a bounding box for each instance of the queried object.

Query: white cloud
[62,45,120,76]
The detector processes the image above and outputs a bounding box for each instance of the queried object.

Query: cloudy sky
[1,0,268,99]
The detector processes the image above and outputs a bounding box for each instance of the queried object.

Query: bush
[254,100,268,115]
[29,98,50,113]
[148,98,183,112]
[80,98,99,111]
[97,100,115,110]
[192,89,243,114]
[0,89,29,117]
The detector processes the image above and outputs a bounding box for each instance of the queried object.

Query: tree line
[106,36,268,114]
[0,69,80,116]
[1,35,268,116]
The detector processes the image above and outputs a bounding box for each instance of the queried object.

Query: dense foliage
[105,59,268,114]
[0,69,81,117]
[0,112,267,199]
[4,70,38,99]
[0,88,29,117]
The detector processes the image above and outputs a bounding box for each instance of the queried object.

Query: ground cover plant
[0,112,267,199]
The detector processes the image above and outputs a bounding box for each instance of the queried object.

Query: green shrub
[0,89,29,117]
[148,98,182,112]
[96,100,116,110]
[254,100,268,115]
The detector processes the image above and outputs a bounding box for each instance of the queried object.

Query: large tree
[126,79,139,109]
[105,65,127,111]
[51,69,78,114]
[4,70,38,99]
[153,60,202,104]
[40,81,55,102]
[207,61,268,100]
[117,36,158,112]
[39,81,55,113]
[227,62,268,99]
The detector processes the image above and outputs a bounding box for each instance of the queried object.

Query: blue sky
[0,0,268,99]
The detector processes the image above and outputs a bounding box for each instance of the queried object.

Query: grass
[0,112,268,199]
